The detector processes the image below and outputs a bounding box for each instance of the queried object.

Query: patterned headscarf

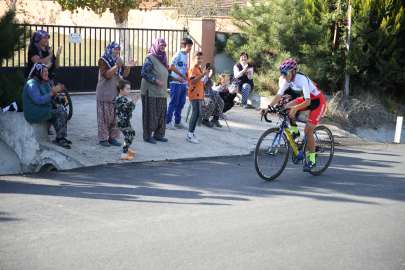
[29,30,53,63]
[148,38,169,70]
[100,41,122,78]
[28,63,49,85]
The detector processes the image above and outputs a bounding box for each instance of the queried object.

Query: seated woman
[201,70,224,128]
[231,52,254,108]
[214,74,238,119]
[22,63,71,149]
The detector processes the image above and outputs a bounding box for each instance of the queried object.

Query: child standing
[166,38,193,130]
[186,51,209,144]
[214,74,238,120]
[112,79,139,160]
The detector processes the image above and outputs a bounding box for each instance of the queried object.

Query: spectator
[231,52,254,108]
[96,41,136,147]
[201,71,224,128]
[140,38,182,144]
[214,74,238,119]
[22,63,71,149]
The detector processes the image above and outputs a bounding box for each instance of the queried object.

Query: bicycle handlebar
[261,105,290,123]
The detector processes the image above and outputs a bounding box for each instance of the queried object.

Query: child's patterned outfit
[112,96,136,153]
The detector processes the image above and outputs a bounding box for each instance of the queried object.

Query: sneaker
[99,140,111,147]
[166,122,177,130]
[120,155,133,161]
[153,136,168,142]
[193,134,201,141]
[174,122,187,129]
[53,139,71,149]
[127,149,136,155]
[202,119,214,128]
[62,137,72,144]
[210,119,222,127]
[242,104,250,109]
[144,137,157,144]
[108,139,122,146]
[186,134,199,144]
[303,161,316,172]
[292,131,301,140]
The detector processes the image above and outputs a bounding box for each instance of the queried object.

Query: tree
[55,0,169,62]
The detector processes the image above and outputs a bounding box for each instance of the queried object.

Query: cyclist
[260,58,326,172]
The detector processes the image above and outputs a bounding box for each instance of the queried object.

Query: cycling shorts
[293,93,326,125]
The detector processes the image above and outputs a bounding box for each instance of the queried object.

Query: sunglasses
[281,71,290,76]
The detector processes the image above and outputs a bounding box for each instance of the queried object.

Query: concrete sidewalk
[44,94,356,167]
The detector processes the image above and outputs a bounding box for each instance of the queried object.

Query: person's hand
[230,85,238,94]
[208,69,213,78]
[173,77,182,83]
[289,107,297,119]
[201,68,210,77]
[181,73,188,81]
[49,46,54,57]
[127,60,137,67]
[56,46,62,57]
[132,93,139,103]
[247,68,253,74]
[115,57,122,68]
[50,83,64,96]
[156,79,165,88]
[260,107,269,116]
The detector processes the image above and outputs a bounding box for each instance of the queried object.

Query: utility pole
[344,0,352,97]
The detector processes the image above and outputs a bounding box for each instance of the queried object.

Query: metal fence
[2,24,188,67]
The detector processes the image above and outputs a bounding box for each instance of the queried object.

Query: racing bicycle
[254,106,334,181]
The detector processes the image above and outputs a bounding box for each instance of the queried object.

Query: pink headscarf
[148,38,169,70]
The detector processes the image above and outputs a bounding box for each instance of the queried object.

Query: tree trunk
[110,8,132,65]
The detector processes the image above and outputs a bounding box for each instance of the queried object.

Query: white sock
[121,153,127,158]
[187,132,194,138]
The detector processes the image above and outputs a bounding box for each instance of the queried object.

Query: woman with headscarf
[96,41,137,147]
[140,38,182,144]
[24,30,62,81]
[22,63,71,149]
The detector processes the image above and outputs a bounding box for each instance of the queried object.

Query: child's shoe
[186,134,199,144]
[127,149,136,155]
[193,134,201,141]
[120,155,133,161]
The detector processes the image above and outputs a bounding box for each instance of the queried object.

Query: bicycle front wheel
[254,128,290,181]
[56,88,73,120]
[305,125,334,175]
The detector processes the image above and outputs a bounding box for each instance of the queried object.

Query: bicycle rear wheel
[55,88,73,120]
[254,128,290,181]
[305,125,334,175]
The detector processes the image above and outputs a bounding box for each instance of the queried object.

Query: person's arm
[26,83,52,105]
[54,47,62,69]
[233,65,248,79]
[103,57,122,79]
[169,64,187,80]
[247,67,254,80]
[190,68,209,85]
[30,45,54,65]
[140,57,157,84]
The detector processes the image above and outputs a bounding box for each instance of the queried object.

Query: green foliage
[383,100,395,114]
[0,8,30,63]
[0,71,24,108]
[224,0,405,98]
[347,0,405,93]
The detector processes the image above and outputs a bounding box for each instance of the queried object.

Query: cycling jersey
[278,73,322,100]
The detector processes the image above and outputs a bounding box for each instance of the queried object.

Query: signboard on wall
[69,33,82,43]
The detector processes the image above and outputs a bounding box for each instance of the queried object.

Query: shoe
[144,137,157,144]
[186,134,199,144]
[127,149,136,155]
[292,131,301,140]
[193,134,201,141]
[53,139,71,149]
[108,139,122,146]
[303,161,316,172]
[242,104,250,109]
[202,119,214,127]
[166,122,177,130]
[62,137,72,144]
[210,119,222,127]
[174,122,187,129]
[48,129,55,135]
[218,114,228,120]
[153,136,168,142]
[99,140,111,147]
[121,155,133,161]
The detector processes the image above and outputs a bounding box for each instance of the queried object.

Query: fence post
[188,18,216,69]
[394,116,403,143]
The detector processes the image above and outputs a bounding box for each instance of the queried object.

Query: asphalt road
[1,140,405,270]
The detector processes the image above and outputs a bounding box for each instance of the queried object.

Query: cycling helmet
[279,58,298,73]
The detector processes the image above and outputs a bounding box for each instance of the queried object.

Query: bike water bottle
[296,110,310,121]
